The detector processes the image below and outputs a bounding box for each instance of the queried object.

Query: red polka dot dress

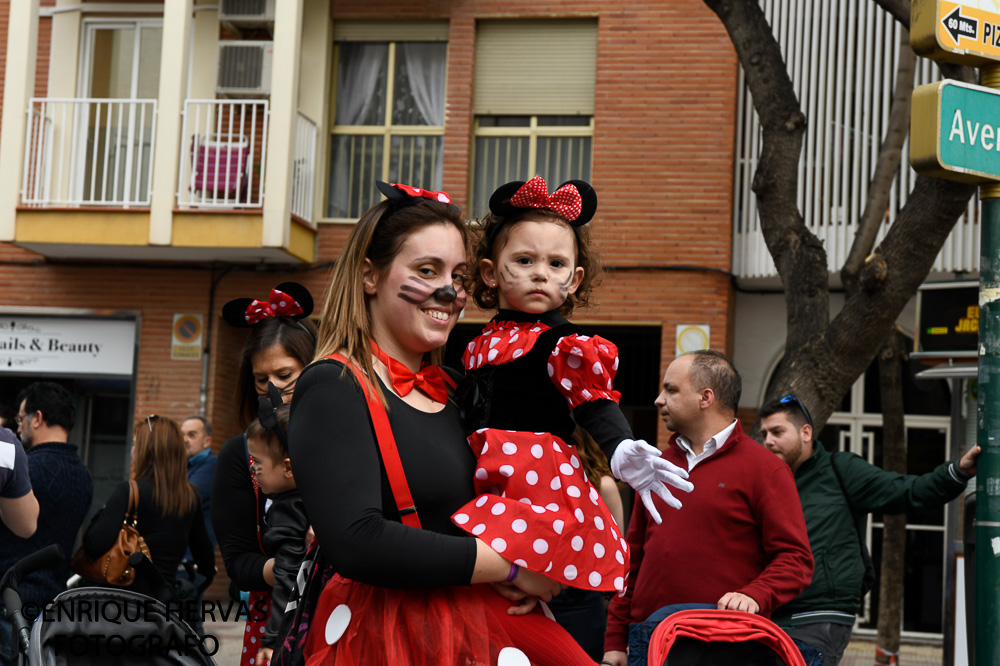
[452,312,630,592]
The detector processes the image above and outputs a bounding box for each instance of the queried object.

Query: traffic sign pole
[977,62,1000,666]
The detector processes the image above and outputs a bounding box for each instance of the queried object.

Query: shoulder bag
[71,480,152,586]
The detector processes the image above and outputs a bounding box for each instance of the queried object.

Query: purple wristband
[505,562,519,582]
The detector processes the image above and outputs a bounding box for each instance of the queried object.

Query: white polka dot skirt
[452,429,629,592]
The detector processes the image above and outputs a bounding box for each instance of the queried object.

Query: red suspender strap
[325,353,422,529]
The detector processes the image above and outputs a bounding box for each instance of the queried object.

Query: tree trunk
[875,328,907,663]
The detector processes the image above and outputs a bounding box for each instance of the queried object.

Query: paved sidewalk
[205,616,251,665]
[841,638,943,666]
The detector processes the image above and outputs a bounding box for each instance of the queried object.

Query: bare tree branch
[842,29,915,295]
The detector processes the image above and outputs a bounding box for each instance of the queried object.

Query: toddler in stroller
[2,545,216,666]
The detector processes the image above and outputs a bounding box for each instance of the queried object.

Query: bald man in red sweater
[603,351,813,666]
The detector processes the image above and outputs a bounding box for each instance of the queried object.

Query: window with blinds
[327,22,448,220]
[471,19,597,216]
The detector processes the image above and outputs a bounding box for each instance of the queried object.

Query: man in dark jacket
[759,395,980,666]
[0,382,93,666]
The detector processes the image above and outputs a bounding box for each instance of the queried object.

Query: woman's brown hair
[314,196,467,401]
[132,415,198,517]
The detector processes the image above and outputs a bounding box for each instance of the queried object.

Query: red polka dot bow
[244,287,305,325]
[509,176,583,222]
[391,183,452,204]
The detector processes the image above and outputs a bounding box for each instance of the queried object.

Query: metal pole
[977,62,1000,666]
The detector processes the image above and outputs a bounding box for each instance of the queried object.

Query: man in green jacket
[758,395,980,666]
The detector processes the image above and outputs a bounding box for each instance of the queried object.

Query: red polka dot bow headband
[489,176,598,226]
[222,282,315,329]
[375,181,457,220]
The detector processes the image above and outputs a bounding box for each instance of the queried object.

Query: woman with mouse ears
[287,181,596,665]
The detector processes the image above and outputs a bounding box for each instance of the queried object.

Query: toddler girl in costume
[453,176,695,595]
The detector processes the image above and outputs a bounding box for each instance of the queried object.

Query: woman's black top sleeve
[288,360,478,589]
[211,434,270,591]
[187,495,216,591]
[82,480,129,557]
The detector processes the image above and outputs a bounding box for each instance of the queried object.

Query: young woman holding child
[288,181,597,665]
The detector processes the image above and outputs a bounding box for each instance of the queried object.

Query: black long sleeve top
[288,359,478,588]
[261,490,309,648]
[82,477,214,598]
[211,433,271,592]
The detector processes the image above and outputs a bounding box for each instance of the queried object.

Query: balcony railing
[21,98,157,207]
[177,99,269,210]
[292,111,317,223]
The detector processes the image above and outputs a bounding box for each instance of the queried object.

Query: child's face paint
[483,218,583,314]
[368,223,468,365]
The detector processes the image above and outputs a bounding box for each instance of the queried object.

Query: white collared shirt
[675,419,738,471]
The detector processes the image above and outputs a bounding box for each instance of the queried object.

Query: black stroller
[2,545,216,665]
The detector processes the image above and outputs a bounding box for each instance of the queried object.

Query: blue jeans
[627,603,716,666]
[0,615,14,666]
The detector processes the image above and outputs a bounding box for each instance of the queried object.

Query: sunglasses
[779,394,813,428]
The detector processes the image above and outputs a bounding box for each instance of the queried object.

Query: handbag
[71,480,152,586]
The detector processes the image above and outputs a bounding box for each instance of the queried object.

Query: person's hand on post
[610,439,694,524]
[960,445,982,476]
[601,649,627,666]
[717,592,759,614]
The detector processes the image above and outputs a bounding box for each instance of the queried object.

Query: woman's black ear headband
[488,176,598,227]
[375,181,458,225]
[222,282,314,333]
[257,381,288,453]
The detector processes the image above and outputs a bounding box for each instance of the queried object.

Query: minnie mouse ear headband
[489,176,597,226]
[487,176,597,246]
[222,282,314,331]
[256,381,288,453]
[375,181,457,220]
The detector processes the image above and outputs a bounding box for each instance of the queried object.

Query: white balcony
[21,98,157,208]
[291,111,317,224]
[177,99,269,210]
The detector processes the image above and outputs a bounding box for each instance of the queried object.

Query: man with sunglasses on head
[760,394,980,666]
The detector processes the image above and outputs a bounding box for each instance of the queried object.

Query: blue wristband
[505,562,519,582]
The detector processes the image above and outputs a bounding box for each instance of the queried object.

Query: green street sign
[911,79,1000,183]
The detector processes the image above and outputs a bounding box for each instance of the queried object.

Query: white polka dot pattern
[450,428,628,591]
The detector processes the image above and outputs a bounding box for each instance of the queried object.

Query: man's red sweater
[605,421,813,652]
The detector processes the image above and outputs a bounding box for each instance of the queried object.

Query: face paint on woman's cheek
[398,278,435,305]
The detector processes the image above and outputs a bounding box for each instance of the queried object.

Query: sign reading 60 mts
[913,0,1000,65]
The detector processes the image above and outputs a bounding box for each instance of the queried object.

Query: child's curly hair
[469,209,603,316]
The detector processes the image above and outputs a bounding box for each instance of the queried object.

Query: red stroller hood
[647,609,807,666]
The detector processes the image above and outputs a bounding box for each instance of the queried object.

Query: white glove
[610,439,694,524]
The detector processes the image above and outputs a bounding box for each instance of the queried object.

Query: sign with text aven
[911,79,1000,183]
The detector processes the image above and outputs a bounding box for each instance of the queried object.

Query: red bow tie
[509,176,583,222]
[244,288,305,325]
[372,342,455,403]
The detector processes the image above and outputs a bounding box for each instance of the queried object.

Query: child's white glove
[610,439,694,524]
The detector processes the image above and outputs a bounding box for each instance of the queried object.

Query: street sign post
[911,79,1000,183]
[911,3,1000,664]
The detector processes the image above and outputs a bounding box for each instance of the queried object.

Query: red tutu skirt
[302,575,594,666]
[452,429,629,592]
[241,591,272,666]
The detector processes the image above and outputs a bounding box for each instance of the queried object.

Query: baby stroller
[646,608,808,666]
[2,545,216,666]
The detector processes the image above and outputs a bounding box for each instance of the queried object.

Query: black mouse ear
[376,180,410,205]
[489,180,527,218]
[273,282,314,319]
[222,298,255,328]
[557,180,598,226]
